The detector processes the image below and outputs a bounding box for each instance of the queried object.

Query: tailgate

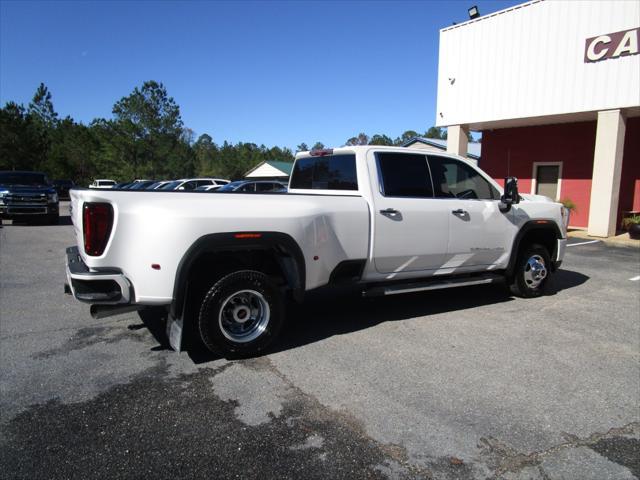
[68,188,86,251]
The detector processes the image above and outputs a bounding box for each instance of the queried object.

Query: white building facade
[436,0,640,235]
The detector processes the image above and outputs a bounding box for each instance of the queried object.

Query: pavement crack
[479,422,640,478]
[1,361,419,479]
[237,356,435,479]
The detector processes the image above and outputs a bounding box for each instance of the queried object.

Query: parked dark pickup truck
[0,171,59,225]
[53,179,75,200]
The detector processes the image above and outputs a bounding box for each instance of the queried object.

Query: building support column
[587,109,626,237]
[447,125,469,159]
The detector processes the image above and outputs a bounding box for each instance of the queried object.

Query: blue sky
[1,0,519,150]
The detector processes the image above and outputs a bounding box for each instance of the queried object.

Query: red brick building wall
[620,117,640,215]
[481,118,639,229]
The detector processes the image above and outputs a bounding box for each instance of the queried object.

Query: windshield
[217,181,245,192]
[130,181,156,190]
[160,180,181,190]
[0,172,49,186]
[54,179,74,186]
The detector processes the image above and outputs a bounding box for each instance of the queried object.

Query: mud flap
[166,313,183,352]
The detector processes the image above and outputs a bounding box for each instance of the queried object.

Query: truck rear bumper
[65,246,132,304]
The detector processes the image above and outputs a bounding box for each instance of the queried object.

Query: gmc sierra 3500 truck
[65,146,568,357]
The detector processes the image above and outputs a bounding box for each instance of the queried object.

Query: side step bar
[90,304,143,319]
[363,273,503,297]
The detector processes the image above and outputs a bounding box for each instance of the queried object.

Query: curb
[567,230,640,248]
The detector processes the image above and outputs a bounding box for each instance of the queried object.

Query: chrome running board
[363,273,503,297]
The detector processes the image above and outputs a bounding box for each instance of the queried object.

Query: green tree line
[1,81,473,184]
[299,126,474,152]
[0,81,296,184]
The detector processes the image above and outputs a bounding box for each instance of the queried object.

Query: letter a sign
[585,27,639,63]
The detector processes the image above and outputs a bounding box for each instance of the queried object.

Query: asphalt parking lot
[1,204,639,480]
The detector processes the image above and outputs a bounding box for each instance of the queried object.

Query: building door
[533,163,561,200]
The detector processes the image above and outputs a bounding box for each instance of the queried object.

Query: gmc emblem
[584,27,639,63]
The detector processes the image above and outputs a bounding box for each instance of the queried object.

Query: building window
[531,162,562,200]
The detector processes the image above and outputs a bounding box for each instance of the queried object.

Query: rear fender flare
[169,232,306,321]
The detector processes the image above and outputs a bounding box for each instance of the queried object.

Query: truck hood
[520,193,554,203]
[0,183,56,195]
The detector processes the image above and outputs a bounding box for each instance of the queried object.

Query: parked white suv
[65,147,568,357]
[89,179,116,189]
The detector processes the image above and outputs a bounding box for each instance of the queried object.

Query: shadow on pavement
[546,268,589,294]
[169,268,588,364]
[136,307,173,351]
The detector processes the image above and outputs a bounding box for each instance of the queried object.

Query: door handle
[380,208,400,216]
[452,209,468,215]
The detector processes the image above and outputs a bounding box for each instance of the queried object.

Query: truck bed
[69,188,370,304]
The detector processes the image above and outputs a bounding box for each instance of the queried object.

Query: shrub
[621,215,640,231]
[560,198,577,212]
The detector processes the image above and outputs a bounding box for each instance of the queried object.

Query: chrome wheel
[523,254,547,289]
[218,289,270,343]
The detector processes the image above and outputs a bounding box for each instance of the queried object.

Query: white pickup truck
[65,146,568,357]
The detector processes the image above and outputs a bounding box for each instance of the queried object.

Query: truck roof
[294,145,474,164]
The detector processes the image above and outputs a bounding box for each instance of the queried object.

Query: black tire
[509,243,551,298]
[198,270,284,358]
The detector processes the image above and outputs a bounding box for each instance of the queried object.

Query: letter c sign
[585,28,639,63]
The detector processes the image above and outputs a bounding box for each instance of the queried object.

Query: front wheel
[198,270,284,358]
[509,244,551,298]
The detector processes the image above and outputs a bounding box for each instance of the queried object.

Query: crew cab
[64,147,568,357]
[0,171,59,224]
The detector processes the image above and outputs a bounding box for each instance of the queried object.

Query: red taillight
[234,233,262,239]
[83,202,113,256]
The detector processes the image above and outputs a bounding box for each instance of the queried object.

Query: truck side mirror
[500,177,520,213]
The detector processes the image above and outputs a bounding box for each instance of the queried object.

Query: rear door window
[290,154,358,190]
[256,182,276,192]
[181,181,197,191]
[376,153,433,198]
